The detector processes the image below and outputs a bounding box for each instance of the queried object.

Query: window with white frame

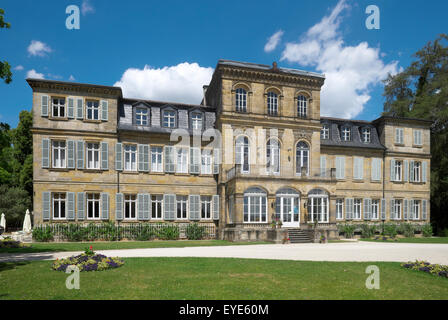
[53,193,66,219]
[308,189,329,223]
[361,127,371,143]
[235,136,250,173]
[296,141,309,176]
[412,161,421,182]
[413,200,420,220]
[235,88,247,112]
[52,141,66,168]
[124,194,137,220]
[243,187,267,223]
[151,195,163,219]
[297,95,307,118]
[151,146,163,172]
[371,199,379,220]
[162,110,176,128]
[266,138,280,174]
[176,147,188,173]
[395,128,404,144]
[321,125,329,140]
[354,199,362,219]
[86,100,100,120]
[336,199,344,220]
[201,196,212,219]
[267,91,278,116]
[414,129,422,146]
[341,126,351,141]
[393,199,402,220]
[87,193,101,219]
[86,142,100,170]
[52,97,66,118]
[135,107,148,126]
[201,151,212,174]
[176,195,188,219]
[191,113,202,130]
[394,160,403,181]
[124,145,137,171]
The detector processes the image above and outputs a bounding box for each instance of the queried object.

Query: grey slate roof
[320,117,385,150]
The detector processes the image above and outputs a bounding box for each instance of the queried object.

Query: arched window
[267,92,278,116]
[266,138,280,174]
[297,95,307,118]
[235,88,247,112]
[243,187,267,223]
[276,188,300,227]
[235,136,250,173]
[296,141,309,176]
[308,189,329,223]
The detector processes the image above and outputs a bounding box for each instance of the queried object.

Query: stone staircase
[288,229,312,243]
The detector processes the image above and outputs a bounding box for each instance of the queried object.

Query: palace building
[28,60,431,242]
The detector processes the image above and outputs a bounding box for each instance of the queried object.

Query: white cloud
[280,0,398,119]
[69,75,76,81]
[82,0,95,15]
[14,65,24,71]
[114,62,214,104]
[264,30,284,53]
[26,69,45,79]
[27,40,52,57]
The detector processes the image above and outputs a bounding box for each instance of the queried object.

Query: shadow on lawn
[0,260,32,273]
[0,252,56,264]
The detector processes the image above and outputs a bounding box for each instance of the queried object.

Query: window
[297,95,307,118]
[336,199,344,220]
[135,107,148,126]
[275,188,300,226]
[296,141,309,176]
[371,158,382,181]
[413,200,420,220]
[86,142,100,170]
[201,151,212,174]
[354,199,362,220]
[353,157,364,180]
[176,147,188,173]
[176,195,188,219]
[235,88,247,112]
[321,125,329,140]
[395,128,404,144]
[361,128,371,143]
[266,139,280,174]
[53,193,66,219]
[414,130,422,146]
[412,161,421,182]
[151,146,163,172]
[341,126,351,141]
[191,113,202,130]
[235,136,250,173]
[394,160,403,181]
[336,156,345,179]
[163,110,176,128]
[124,194,137,220]
[86,100,100,120]
[52,98,65,118]
[52,141,66,168]
[371,200,379,220]
[201,196,212,219]
[87,193,101,219]
[151,195,163,219]
[243,187,267,223]
[393,199,402,220]
[124,145,137,171]
[267,92,278,116]
[308,189,329,223]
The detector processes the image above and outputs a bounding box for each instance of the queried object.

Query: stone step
[287,229,312,243]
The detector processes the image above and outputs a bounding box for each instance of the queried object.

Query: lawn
[0,240,272,254]
[360,237,448,244]
[0,257,447,299]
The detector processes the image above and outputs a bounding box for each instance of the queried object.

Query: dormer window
[321,124,329,140]
[191,112,203,130]
[135,107,149,126]
[341,126,351,141]
[235,88,247,113]
[267,92,278,116]
[52,98,66,118]
[162,109,176,128]
[297,95,307,118]
[86,100,100,120]
[361,127,371,143]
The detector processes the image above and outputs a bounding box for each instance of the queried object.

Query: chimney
[202,85,209,106]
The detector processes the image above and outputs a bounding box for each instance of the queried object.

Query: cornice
[27,79,123,98]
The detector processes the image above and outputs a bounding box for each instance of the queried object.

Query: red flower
[90,246,93,250]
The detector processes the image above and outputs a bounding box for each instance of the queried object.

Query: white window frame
[151,195,163,219]
[86,100,100,120]
[296,142,309,176]
[414,130,423,146]
[354,199,362,220]
[321,125,329,140]
[413,200,420,220]
[124,144,137,172]
[336,199,344,220]
[135,107,148,126]
[393,199,402,220]
[371,199,379,220]
[266,139,280,175]
[235,88,247,112]
[86,142,100,170]
[176,147,189,173]
[52,193,66,220]
[191,113,202,130]
[52,97,66,118]
[297,95,307,118]
[163,110,176,128]
[361,128,371,143]
[395,128,404,144]
[151,146,163,172]
[201,195,212,220]
[87,193,101,220]
[201,151,212,175]
[124,194,137,220]
[342,127,351,141]
[176,195,188,220]
[308,195,329,223]
[267,92,278,116]
[394,160,403,182]
[235,136,250,174]
[52,140,67,169]
[413,161,421,182]
[243,193,268,223]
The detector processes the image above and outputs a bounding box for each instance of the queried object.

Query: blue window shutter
[42,192,51,221]
[403,199,408,220]
[76,98,84,119]
[164,146,174,173]
[76,140,84,169]
[422,200,428,220]
[363,199,369,220]
[101,100,109,121]
[138,145,149,172]
[422,161,428,183]
[101,193,109,220]
[404,160,409,182]
[138,145,144,172]
[67,140,75,169]
[390,159,395,181]
[137,194,144,220]
[190,148,200,174]
[67,97,75,119]
[67,192,75,220]
[213,148,220,174]
[212,195,219,220]
[143,194,150,220]
[115,143,122,171]
[381,198,386,220]
[77,192,85,220]
[42,138,50,168]
[390,199,395,220]
[41,95,49,117]
[101,142,109,170]
[115,193,123,221]
[189,195,200,220]
[164,194,175,220]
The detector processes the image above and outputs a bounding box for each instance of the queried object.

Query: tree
[382,34,448,234]
[0,185,32,229]
[13,110,33,165]
[0,8,12,84]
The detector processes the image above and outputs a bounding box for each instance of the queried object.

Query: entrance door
[277,196,300,228]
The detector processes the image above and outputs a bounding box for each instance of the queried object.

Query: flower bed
[52,247,124,272]
[372,235,398,242]
[0,237,22,248]
[401,260,448,278]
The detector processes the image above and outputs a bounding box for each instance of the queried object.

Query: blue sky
[0,0,447,127]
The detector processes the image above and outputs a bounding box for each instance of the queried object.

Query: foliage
[52,253,124,272]
[32,228,54,242]
[398,223,415,238]
[383,223,398,238]
[0,185,32,228]
[421,223,433,237]
[185,223,206,240]
[0,237,21,248]
[359,224,377,239]
[439,228,448,237]
[84,245,94,256]
[401,260,448,278]
[158,225,180,240]
[338,224,355,238]
[0,9,12,84]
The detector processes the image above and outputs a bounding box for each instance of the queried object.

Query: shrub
[32,227,54,242]
[401,260,448,278]
[158,225,179,240]
[0,238,21,248]
[421,223,433,237]
[360,224,377,239]
[186,223,206,240]
[398,223,415,238]
[438,228,448,237]
[338,224,356,238]
[383,223,398,238]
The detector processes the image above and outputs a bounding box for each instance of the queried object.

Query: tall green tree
[382,34,448,234]
[0,8,12,84]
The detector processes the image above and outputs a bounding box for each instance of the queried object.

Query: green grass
[0,257,447,299]
[360,237,448,244]
[0,240,271,254]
